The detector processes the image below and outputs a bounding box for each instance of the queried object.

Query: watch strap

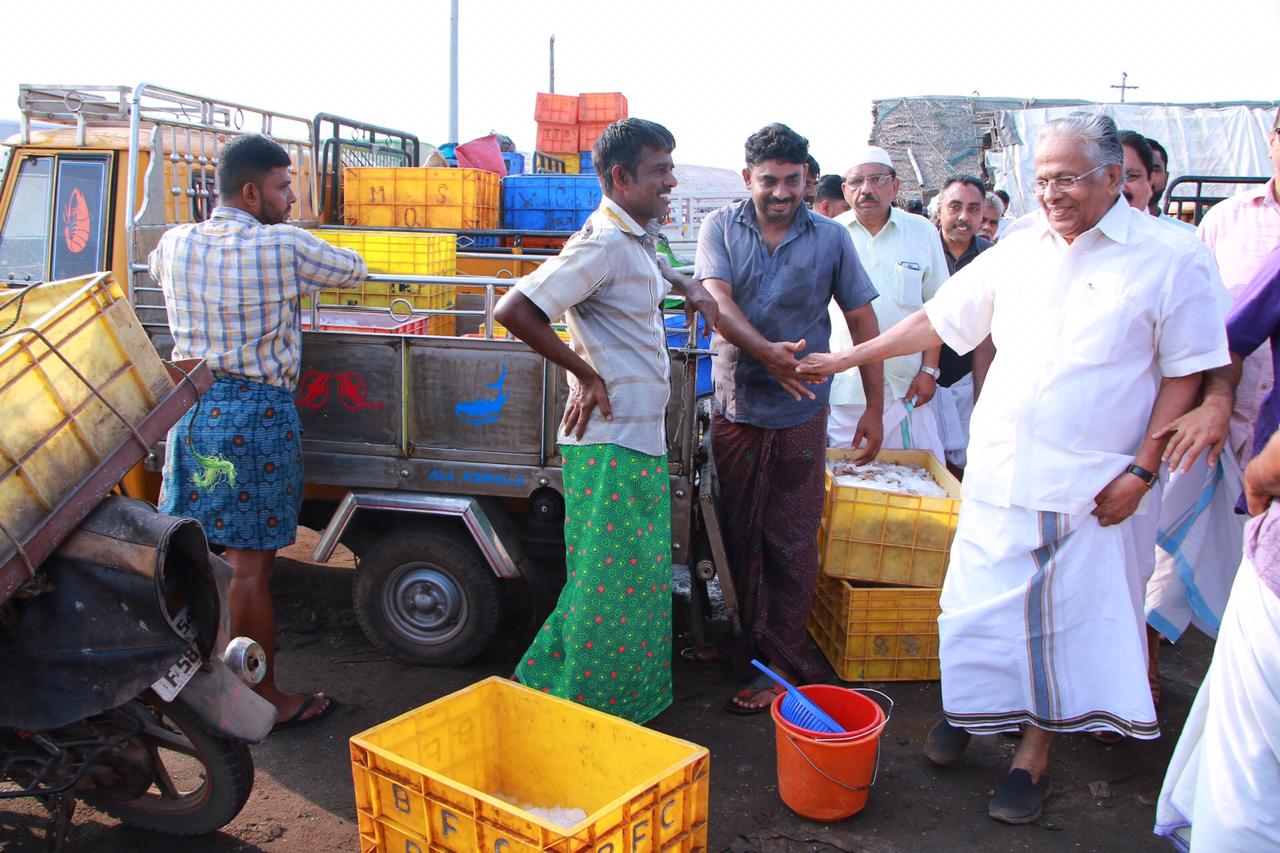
[1125,463,1158,488]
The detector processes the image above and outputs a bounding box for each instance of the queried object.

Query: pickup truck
[0,83,735,666]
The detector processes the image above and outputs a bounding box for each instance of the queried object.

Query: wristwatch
[918,365,940,380]
[1125,463,1159,489]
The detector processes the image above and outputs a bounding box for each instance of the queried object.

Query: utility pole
[549,35,555,93]
[448,0,459,143]
[1110,71,1138,103]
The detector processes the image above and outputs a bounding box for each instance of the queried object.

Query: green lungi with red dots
[517,443,673,723]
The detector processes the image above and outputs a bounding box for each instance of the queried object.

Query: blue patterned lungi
[159,376,303,550]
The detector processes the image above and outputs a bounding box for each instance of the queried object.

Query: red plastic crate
[578,92,628,123]
[534,92,578,124]
[579,122,613,153]
[537,121,579,154]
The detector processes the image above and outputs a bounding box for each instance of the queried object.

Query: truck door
[0,151,115,285]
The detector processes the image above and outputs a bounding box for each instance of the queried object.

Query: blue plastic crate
[501,175,602,232]
[463,235,499,249]
[502,152,525,175]
[665,314,713,398]
[579,150,593,175]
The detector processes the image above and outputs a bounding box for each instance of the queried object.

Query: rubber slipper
[722,679,781,716]
[988,769,1053,824]
[271,693,337,733]
[679,645,727,663]
[1090,730,1124,745]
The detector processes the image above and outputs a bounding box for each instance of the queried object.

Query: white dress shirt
[829,207,950,405]
[925,197,1230,514]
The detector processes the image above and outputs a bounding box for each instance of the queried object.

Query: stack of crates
[534,92,579,155]
[306,229,458,336]
[350,677,709,852]
[809,448,962,681]
[501,174,603,232]
[578,92,628,152]
[534,91,627,167]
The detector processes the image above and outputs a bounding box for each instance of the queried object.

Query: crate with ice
[819,449,962,588]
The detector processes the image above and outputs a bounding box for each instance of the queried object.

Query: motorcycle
[0,495,275,849]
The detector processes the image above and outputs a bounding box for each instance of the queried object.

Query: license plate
[150,607,201,702]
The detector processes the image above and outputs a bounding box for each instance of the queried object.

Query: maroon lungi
[712,408,828,682]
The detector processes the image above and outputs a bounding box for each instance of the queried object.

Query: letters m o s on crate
[350,677,709,852]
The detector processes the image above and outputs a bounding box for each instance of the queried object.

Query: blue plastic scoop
[750,659,845,734]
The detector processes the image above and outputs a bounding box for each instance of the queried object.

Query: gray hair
[1035,112,1124,168]
[984,192,1006,216]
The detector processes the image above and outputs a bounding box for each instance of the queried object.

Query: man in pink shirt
[1190,108,1280,463]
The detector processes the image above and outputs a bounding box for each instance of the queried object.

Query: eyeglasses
[1033,164,1107,195]
[843,173,895,189]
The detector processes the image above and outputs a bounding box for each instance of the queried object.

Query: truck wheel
[352,528,501,666]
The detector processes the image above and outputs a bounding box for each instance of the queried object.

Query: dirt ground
[1,529,1210,852]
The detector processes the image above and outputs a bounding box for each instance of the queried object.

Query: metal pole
[549,35,555,93]
[449,0,459,142]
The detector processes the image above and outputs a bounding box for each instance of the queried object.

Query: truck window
[0,153,112,284]
[50,156,111,280]
[0,156,52,284]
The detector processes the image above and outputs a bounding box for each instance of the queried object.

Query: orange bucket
[770,685,892,821]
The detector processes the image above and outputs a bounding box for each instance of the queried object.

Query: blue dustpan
[750,659,844,734]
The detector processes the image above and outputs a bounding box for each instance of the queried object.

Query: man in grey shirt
[495,119,718,723]
[696,123,882,713]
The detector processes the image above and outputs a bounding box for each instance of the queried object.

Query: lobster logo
[62,188,91,254]
[295,370,384,412]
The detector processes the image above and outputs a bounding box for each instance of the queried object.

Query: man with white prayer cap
[827,145,949,461]
[798,113,1229,824]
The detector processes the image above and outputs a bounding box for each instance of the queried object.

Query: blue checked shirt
[150,206,367,389]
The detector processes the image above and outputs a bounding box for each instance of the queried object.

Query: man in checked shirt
[150,134,367,731]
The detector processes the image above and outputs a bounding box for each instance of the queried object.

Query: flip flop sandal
[271,693,338,733]
[722,677,781,716]
[1091,730,1124,745]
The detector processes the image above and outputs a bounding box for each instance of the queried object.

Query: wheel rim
[92,703,213,816]
[382,562,468,645]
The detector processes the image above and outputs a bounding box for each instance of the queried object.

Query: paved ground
[1,530,1208,852]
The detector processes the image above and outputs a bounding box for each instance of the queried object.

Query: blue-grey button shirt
[695,199,877,429]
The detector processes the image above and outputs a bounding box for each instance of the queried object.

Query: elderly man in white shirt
[827,146,950,460]
[799,113,1229,826]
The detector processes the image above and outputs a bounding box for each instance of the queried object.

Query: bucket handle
[783,688,895,793]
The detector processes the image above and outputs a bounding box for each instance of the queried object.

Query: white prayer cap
[854,146,894,169]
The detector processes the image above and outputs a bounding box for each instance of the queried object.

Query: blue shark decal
[455,364,509,426]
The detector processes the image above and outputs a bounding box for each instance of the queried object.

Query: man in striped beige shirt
[151,133,367,730]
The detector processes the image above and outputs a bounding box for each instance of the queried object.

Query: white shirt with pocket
[828,207,950,405]
[925,197,1230,514]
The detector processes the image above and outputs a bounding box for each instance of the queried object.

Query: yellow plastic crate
[559,153,581,174]
[810,576,942,682]
[313,282,455,312]
[0,274,174,583]
[312,229,457,276]
[820,448,961,587]
[477,322,570,342]
[345,167,501,230]
[351,677,709,852]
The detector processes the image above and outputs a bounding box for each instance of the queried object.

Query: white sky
[5,0,1276,180]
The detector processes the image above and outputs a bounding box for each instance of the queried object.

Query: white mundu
[924,197,1229,735]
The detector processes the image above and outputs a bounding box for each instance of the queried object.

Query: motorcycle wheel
[83,698,254,835]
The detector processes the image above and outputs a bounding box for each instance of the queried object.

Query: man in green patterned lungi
[494,118,718,723]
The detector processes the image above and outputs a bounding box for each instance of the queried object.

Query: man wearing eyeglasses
[797,113,1229,824]
[826,146,949,461]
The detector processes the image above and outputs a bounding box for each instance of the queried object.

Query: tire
[353,527,502,666]
[85,700,254,835]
